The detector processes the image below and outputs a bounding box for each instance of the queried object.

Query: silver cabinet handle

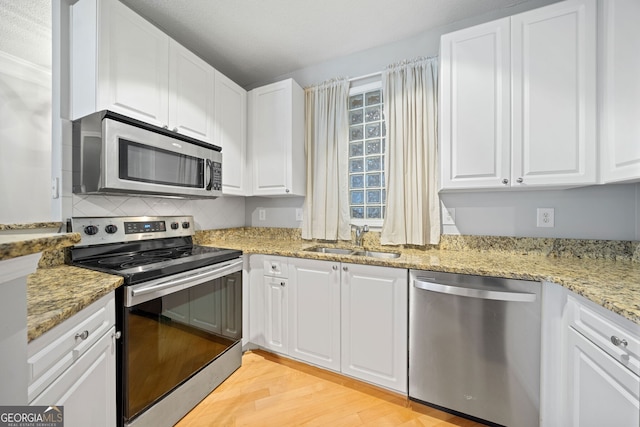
[502,178,509,185]
[172,127,178,132]
[271,265,277,270]
[516,177,524,183]
[611,336,628,347]
[280,282,285,287]
[332,265,338,270]
[112,331,122,340]
[286,189,290,193]
[343,266,348,272]
[162,125,169,129]
[75,330,89,340]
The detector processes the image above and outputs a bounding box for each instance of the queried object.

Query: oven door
[102,117,222,198]
[122,258,242,422]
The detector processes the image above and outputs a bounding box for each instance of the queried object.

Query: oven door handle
[130,259,243,298]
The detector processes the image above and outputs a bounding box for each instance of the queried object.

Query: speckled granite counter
[197,228,640,326]
[27,266,123,342]
[0,222,123,342]
[0,231,81,261]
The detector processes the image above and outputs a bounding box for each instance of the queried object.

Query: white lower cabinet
[565,328,639,427]
[250,255,408,393]
[288,258,341,371]
[542,283,640,427]
[341,263,408,393]
[27,292,116,427]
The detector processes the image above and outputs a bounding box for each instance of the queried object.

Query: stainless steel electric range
[69,216,243,427]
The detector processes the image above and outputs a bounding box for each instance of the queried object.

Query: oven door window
[119,139,205,188]
[123,272,241,421]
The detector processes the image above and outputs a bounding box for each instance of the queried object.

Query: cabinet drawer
[27,293,115,401]
[263,257,288,278]
[567,296,639,375]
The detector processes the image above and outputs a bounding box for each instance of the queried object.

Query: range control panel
[70,216,194,246]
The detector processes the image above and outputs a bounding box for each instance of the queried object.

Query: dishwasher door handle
[413,278,537,302]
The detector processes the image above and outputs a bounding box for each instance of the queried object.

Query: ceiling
[0,0,543,87]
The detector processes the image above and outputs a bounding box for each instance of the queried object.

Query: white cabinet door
[31,327,116,427]
[168,40,215,143]
[511,0,596,187]
[216,71,248,195]
[96,0,169,126]
[600,0,640,183]
[565,328,640,427]
[341,263,408,392]
[263,275,288,354]
[249,79,305,196]
[440,18,511,190]
[288,258,341,371]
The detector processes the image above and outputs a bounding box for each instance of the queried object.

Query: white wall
[0,52,52,224]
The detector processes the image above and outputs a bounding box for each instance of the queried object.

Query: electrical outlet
[258,209,266,221]
[536,208,554,227]
[442,207,456,225]
[295,208,303,221]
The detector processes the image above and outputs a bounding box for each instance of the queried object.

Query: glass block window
[348,84,385,222]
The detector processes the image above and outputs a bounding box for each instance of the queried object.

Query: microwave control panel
[211,161,222,191]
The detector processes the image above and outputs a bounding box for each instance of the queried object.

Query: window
[348,82,386,226]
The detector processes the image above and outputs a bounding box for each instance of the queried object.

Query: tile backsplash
[71,195,246,230]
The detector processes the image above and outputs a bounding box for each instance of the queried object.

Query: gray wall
[244,0,640,241]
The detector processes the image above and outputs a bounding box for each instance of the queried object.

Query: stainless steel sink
[304,246,401,259]
[304,246,354,255]
[351,250,401,259]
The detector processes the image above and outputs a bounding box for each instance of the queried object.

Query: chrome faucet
[355,225,369,246]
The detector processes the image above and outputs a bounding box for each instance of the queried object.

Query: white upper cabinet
[168,40,215,142]
[599,0,640,184]
[440,0,597,190]
[249,79,305,197]
[215,71,249,195]
[72,0,215,144]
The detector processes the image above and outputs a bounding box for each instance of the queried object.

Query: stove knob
[84,225,99,236]
[171,222,180,230]
[181,221,190,229]
[104,224,118,234]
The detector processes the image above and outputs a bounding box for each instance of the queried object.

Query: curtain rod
[348,71,382,82]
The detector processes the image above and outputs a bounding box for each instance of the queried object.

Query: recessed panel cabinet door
[511,0,596,187]
[169,40,215,143]
[439,18,511,190]
[97,0,169,127]
[263,276,288,353]
[288,258,341,371]
[341,264,408,393]
[216,71,248,195]
[565,328,640,427]
[600,0,640,183]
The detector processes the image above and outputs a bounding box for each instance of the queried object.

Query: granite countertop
[27,265,123,342]
[199,232,640,326]
[0,231,81,261]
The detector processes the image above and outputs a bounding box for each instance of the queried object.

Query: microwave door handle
[206,159,213,190]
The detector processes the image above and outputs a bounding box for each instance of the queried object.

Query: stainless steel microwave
[72,111,222,198]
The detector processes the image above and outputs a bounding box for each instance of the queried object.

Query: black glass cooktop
[70,237,242,285]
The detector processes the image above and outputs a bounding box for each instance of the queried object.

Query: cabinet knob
[285,189,290,193]
[271,265,277,270]
[611,336,628,347]
[172,127,178,132]
[280,282,285,287]
[75,330,89,340]
[162,125,169,129]
[332,265,338,270]
[343,266,348,272]
[502,178,509,185]
[516,177,524,184]
[112,331,122,340]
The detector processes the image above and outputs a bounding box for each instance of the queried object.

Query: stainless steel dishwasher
[409,270,542,427]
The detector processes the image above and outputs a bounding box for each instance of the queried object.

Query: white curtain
[381,57,440,245]
[301,78,351,240]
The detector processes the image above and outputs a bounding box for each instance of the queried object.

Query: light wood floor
[175,350,488,427]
